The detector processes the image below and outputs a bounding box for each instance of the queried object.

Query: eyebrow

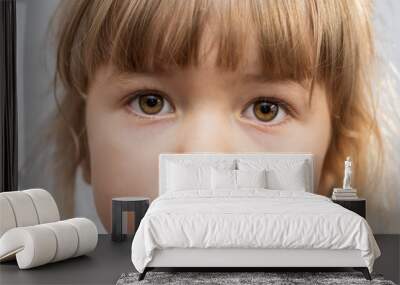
[117,70,305,83]
[242,73,310,91]
[242,73,273,83]
[114,70,167,80]
[243,73,314,109]
[113,70,310,94]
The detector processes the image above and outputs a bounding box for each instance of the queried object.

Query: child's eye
[127,92,173,117]
[242,98,288,125]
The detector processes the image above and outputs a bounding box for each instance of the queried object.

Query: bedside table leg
[112,201,123,241]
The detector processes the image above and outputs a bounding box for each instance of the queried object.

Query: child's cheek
[86,107,180,232]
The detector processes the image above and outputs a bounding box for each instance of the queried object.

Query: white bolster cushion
[0,189,60,237]
[23,189,60,224]
[42,221,79,262]
[64,218,98,257]
[0,225,57,269]
[0,218,98,269]
[0,191,39,227]
[0,196,17,237]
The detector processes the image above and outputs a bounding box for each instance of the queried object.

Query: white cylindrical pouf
[0,226,57,269]
[42,221,79,262]
[0,196,17,237]
[64,218,98,257]
[23,189,60,224]
[0,219,97,269]
[0,192,39,227]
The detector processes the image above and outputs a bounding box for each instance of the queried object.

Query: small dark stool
[112,197,149,242]
[332,198,366,218]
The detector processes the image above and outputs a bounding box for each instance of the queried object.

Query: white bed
[131,153,380,280]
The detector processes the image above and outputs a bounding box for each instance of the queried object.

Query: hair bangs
[82,0,325,84]
[56,0,373,97]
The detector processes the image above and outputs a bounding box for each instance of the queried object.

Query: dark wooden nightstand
[332,198,366,218]
[111,197,150,242]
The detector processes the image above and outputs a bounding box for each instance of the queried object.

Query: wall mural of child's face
[86,35,332,232]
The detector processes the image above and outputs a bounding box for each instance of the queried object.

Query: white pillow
[211,168,237,190]
[237,159,308,191]
[211,168,268,190]
[266,162,306,191]
[166,162,211,191]
[236,169,267,189]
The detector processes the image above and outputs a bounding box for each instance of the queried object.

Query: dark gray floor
[0,235,133,285]
[0,235,399,285]
[374,235,400,284]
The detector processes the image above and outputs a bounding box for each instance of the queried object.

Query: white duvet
[131,189,380,273]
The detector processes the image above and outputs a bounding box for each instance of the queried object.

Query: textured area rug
[116,271,396,285]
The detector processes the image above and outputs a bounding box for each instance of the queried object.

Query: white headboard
[159,152,315,195]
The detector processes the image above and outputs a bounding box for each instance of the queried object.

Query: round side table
[111,197,149,242]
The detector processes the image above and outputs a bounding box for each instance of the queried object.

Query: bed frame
[139,153,372,281]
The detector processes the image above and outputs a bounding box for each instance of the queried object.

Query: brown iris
[253,100,279,122]
[138,94,164,115]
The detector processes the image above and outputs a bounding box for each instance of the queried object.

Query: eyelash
[124,89,295,125]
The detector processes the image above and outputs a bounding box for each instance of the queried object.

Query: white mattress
[131,189,380,273]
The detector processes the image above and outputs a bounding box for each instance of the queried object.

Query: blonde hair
[51,0,383,217]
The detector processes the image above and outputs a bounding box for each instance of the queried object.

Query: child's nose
[174,107,236,153]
